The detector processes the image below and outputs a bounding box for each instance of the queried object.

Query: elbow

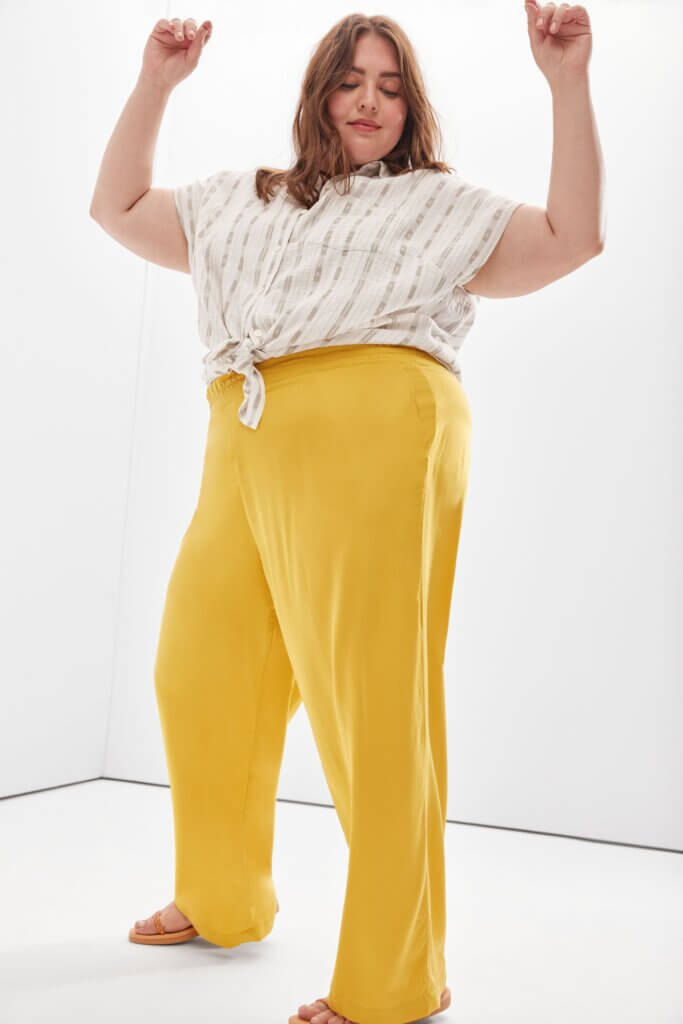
[588,229,606,256]
[579,237,604,261]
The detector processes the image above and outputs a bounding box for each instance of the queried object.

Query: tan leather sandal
[288,984,450,1024]
[128,899,280,945]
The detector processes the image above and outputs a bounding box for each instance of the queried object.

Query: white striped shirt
[174,159,522,429]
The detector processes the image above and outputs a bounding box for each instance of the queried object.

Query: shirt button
[253,329,263,339]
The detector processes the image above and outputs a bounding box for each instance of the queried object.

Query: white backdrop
[1,0,681,852]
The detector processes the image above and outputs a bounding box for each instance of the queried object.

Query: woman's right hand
[140,17,212,91]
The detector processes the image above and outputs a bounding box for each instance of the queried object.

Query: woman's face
[327,32,408,169]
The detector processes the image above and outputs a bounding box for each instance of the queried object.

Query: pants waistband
[205,343,441,405]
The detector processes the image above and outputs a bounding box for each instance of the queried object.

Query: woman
[89,6,603,1023]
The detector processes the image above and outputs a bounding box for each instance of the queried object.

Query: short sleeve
[446,173,524,289]
[173,170,228,276]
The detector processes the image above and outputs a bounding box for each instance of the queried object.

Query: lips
[349,120,380,128]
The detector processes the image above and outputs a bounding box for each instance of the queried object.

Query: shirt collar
[317,159,392,191]
[352,159,392,178]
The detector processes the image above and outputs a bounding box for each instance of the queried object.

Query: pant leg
[153,392,302,947]
[231,344,472,1024]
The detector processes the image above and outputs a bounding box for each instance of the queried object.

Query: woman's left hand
[524,2,593,85]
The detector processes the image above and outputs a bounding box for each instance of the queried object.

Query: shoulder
[421,168,480,199]
[202,168,254,199]
[433,168,517,212]
[175,168,238,211]
[202,169,246,200]
[400,167,476,203]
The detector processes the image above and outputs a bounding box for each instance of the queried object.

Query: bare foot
[134,900,192,935]
[295,985,450,1024]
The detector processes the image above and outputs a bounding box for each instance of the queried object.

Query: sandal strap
[153,910,166,934]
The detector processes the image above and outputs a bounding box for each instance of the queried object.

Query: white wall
[1,0,681,852]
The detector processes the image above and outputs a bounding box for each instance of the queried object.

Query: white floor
[1,779,681,1024]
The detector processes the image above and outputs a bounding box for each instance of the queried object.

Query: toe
[306,998,357,1024]
[310,1011,333,1024]
[298,999,329,1019]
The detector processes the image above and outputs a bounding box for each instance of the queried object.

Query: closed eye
[340,83,399,98]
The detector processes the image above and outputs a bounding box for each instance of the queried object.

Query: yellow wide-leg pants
[153,343,472,1024]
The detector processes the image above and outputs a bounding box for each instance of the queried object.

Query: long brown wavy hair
[254,13,455,210]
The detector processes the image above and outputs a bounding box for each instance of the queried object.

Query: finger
[166,17,199,43]
[168,17,185,41]
[524,0,544,38]
[549,3,571,32]
[567,4,590,24]
[535,3,556,31]
[183,17,198,40]
[186,18,211,52]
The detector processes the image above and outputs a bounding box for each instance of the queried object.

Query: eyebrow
[349,65,402,80]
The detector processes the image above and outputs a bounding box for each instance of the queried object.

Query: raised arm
[89,16,212,273]
[464,2,605,299]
